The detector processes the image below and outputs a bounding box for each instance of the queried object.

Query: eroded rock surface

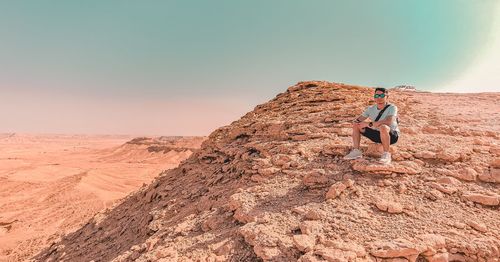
[36,82,500,261]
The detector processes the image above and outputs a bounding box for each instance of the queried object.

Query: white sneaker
[344,149,363,160]
[379,152,391,165]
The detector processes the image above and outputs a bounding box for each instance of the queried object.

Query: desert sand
[0,134,204,261]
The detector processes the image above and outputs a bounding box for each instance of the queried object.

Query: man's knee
[379,125,390,132]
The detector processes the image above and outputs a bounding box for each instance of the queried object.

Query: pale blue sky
[0,1,498,135]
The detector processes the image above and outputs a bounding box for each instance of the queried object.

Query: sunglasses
[374,94,386,98]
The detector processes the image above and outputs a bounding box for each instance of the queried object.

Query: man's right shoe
[344,149,363,160]
[379,152,392,165]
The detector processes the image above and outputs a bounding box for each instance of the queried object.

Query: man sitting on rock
[344,87,400,164]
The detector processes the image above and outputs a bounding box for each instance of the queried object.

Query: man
[344,87,400,164]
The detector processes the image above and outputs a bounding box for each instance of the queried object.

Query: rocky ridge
[36,81,500,262]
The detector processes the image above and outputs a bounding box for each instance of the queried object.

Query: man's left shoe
[379,152,391,165]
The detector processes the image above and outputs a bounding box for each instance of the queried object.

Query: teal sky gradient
[0,1,498,135]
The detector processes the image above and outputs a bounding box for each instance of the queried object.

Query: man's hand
[354,122,369,129]
[353,116,368,124]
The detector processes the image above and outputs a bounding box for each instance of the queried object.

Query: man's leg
[379,125,391,152]
[345,123,365,159]
[352,123,365,149]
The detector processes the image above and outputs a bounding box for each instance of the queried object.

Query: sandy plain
[0,133,204,261]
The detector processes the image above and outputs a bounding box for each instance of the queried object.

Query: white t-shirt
[361,103,400,133]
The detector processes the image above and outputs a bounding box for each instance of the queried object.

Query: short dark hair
[374,87,388,94]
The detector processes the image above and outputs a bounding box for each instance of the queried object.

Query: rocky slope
[36,82,499,262]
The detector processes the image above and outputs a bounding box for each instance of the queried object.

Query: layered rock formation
[36,82,500,262]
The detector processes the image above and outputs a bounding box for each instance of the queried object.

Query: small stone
[325,182,347,200]
[303,169,329,188]
[304,209,324,220]
[452,222,466,229]
[467,221,487,233]
[375,200,403,214]
[428,182,457,195]
[258,167,280,176]
[398,184,407,194]
[254,246,281,260]
[457,167,477,181]
[300,221,323,236]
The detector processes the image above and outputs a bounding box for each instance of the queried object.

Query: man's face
[374,90,387,104]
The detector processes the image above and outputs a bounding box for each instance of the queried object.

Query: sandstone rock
[300,221,323,236]
[201,218,216,232]
[436,176,460,185]
[303,169,329,187]
[437,167,477,181]
[452,222,466,229]
[314,246,357,262]
[478,168,500,183]
[252,158,272,169]
[304,209,326,220]
[490,147,500,156]
[325,182,347,200]
[448,253,467,261]
[463,193,500,206]
[254,246,281,260]
[414,150,436,159]
[352,160,421,175]
[398,184,407,194]
[436,151,461,162]
[467,221,487,233]
[434,168,455,177]
[425,189,444,200]
[228,193,256,223]
[213,240,235,256]
[322,240,367,257]
[322,144,350,157]
[258,167,281,177]
[426,252,449,262]
[375,200,404,214]
[370,239,422,259]
[293,234,316,252]
[490,158,500,168]
[271,154,293,167]
[457,167,478,181]
[365,143,396,158]
[228,128,248,140]
[428,182,457,195]
[416,234,446,251]
[154,247,178,260]
[298,252,326,262]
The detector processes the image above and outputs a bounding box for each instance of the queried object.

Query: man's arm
[373,115,395,127]
[372,105,397,128]
[353,115,368,123]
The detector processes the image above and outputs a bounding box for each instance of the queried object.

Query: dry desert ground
[0,134,204,261]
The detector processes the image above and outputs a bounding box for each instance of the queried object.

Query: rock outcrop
[36,81,500,262]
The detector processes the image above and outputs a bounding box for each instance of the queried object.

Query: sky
[1,0,499,136]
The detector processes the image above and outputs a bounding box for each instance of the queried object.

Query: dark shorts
[361,127,399,144]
